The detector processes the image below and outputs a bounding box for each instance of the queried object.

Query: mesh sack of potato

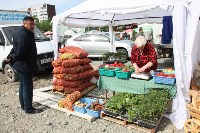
[52,77,93,88]
[53,70,94,81]
[59,46,88,58]
[53,64,93,74]
[62,58,91,68]
[63,81,93,94]
[52,58,62,67]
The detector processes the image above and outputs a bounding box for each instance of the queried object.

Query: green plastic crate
[99,69,115,77]
[115,71,132,79]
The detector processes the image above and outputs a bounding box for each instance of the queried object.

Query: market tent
[52,0,188,129]
[184,0,200,98]
[63,29,76,36]
[52,0,175,58]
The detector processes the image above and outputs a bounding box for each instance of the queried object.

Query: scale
[131,72,152,80]
[131,70,163,80]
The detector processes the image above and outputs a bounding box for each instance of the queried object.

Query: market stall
[98,76,177,98]
[51,0,199,129]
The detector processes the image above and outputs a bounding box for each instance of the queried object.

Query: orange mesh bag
[52,77,93,88]
[59,46,88,58]
[64,91,81,111]
[53,70,94,81]
[53,64,93,74]
[52,85,64,92]
[63,81,93,94]
[93,69,100,78]
[60,53,77,60]
[52,58,62,67]
[62,58,92,68]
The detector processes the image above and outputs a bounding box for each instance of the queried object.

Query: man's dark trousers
[18,72,33,113]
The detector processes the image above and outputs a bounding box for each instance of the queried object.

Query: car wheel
[116,48,128,60]
[4,64,19,82]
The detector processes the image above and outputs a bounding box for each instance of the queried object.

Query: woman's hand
[138,67,146,73]
[133,63,139,73]
[135,67,140,73]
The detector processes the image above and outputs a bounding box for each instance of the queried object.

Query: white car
[0,24,54,82]
[66,33,134,59]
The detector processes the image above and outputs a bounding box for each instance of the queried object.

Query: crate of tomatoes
[115,65,135,79]
[152,70,176,85]
[98,62,124,77]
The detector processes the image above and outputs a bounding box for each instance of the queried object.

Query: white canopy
[63,29,76,35]
[184,0,200,97]
[52,0,191,129]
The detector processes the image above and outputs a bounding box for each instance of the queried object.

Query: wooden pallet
[34,86,52,93]
[101,112,128,126]
[52,89,66,96]
[33,84,97,122]
[184,118,200,133]
[100,112,162,133]
[187,104,200,115]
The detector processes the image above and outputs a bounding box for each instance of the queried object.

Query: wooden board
[189,111,200,120]
[34,91,62,102]
[189,89,196,97]
[184,118,200,133]
[52,89,66,96]
[100,112,162,133]
[100,112,128,126]
[187,104,200,115]
[80,84,97,97]
[34,86,52,93]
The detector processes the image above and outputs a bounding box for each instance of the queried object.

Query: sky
[0,0,86,14]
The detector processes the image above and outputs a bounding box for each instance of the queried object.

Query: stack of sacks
[52,46,95,94]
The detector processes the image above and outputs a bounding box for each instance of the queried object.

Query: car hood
[36,41,54,54]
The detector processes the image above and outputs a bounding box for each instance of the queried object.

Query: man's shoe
[25,107,43,114]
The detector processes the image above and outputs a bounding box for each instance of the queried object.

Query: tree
[33,16,52,32]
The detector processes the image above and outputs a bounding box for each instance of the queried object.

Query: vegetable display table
[97,76,176,98]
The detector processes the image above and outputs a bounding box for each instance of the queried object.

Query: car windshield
[3,26,49,44]
[103,32,121,41]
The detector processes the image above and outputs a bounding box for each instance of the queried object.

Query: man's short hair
[23,16,34,21]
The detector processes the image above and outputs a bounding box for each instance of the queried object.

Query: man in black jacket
[7,16,40,114]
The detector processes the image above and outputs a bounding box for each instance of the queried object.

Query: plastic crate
[86,105,101,118]
[99,69,115,77]
[73,105,87,114]
[115,71,132,79]
[73,98,97,114]
[152,75,176,85]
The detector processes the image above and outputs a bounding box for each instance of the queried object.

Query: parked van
[0,24,54,82]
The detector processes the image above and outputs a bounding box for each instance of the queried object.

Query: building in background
[31,3,56,21]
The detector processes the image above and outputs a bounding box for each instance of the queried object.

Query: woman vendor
[130,36,158,73]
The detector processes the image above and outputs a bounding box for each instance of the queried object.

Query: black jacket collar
[22,25,34,36]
